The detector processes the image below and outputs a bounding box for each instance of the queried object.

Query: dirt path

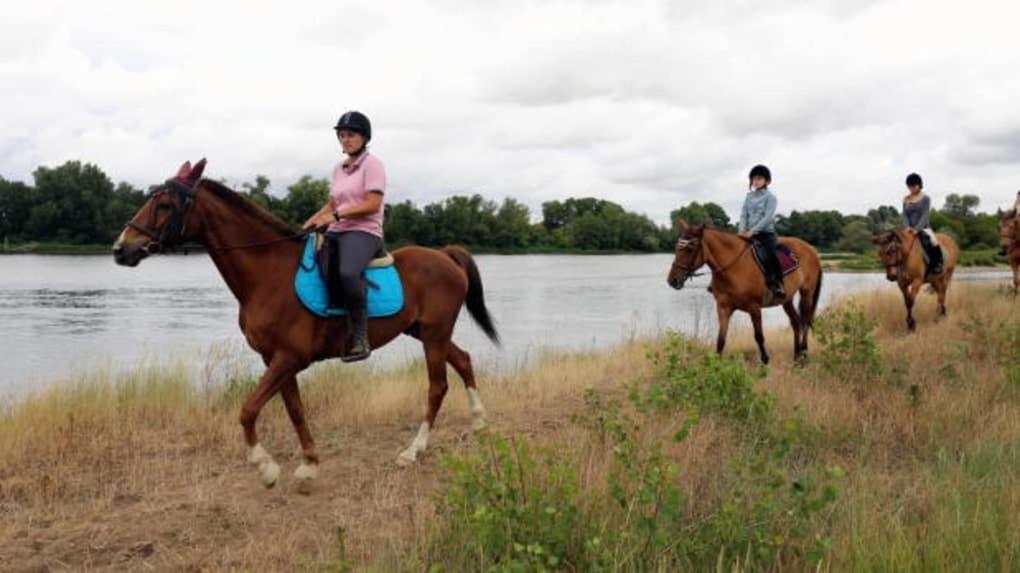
[1,390,588,572]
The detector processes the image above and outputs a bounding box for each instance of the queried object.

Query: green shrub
[426,433,593,571]
[641,334,774,422]
[814,303,882,382]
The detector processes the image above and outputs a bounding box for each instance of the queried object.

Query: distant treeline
[0,160,1009,253]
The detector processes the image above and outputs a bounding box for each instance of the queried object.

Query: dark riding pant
[325,231,384,316]
[917,228,944,272]
[753,231,783,288]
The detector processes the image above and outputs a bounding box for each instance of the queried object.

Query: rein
[207,230,312,252]
[126,179,311,253]
[673,233,751,281]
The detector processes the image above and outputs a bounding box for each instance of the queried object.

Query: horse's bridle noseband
[125,178,197,254]
[672,238,706,281]
[672,233,752,283]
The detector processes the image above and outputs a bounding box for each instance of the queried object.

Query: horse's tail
[800,259,823,330]
[442,245,501,345]
[809,269,823,326]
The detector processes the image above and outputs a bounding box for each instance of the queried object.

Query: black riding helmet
[748,164,772,185]
[905,173,923,188]
[334,111,372,142]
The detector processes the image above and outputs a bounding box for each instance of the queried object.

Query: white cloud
[1,0,1019,225]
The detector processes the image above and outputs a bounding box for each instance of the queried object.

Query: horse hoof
[258,461,280,488]
[294,464,317,494]
[294,463,319,481]
[472,417,489,432]
[396,449,418,466]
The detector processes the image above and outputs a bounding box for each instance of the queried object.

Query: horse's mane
[198,179,298,237]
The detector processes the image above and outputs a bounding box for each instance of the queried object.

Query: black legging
[326,231,384,314]
[917,229,943,268]
[753,231,783,287]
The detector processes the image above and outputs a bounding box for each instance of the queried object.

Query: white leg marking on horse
[294,462,319,481]
[248,443,280,488]
[397,422,430,466]
[467,388,488,431]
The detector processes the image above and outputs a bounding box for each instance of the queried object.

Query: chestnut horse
[666,222,823,364]
[999,212,1020,295]
[113,160,500,489]
[872,228,959,331]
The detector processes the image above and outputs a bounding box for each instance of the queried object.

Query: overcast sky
[2,0,1018,223]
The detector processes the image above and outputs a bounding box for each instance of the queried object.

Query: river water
[0,254,1010,395]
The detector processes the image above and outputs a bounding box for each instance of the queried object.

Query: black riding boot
[920,232,943,275]
[755,232,786,300]
[767,267,786,300]
[341,306,371,363]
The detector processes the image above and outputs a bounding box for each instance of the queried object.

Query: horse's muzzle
[113,243,148,267]
[667,276,686,290]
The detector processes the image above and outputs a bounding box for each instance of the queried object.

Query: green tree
[106,182,146,234]
[0,177,34,242]
[385,200,434,246]
[865,205,900,233]
[491,198,533,249]
[670,201,733,230]
[775,210,845,249]
[942,193,980,219]
[836,220,873,253]
[28,161,116,243]
[281,175,329,226]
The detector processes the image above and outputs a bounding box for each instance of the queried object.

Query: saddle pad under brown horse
[751,242,800,277]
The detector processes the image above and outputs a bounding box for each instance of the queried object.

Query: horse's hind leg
[398,333,450,466]
[782,300,804,362]
[281,376,319,489]
[447,342,488,431]
[750,307,769,365]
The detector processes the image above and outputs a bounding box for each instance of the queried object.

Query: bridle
[672,232,751,283]
[879,231,918,276]
[124,178,312,254]
[125,179,197,254]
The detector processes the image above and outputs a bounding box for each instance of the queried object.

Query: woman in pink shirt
[302,111,386,362]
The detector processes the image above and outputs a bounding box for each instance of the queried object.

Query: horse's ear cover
[174,161,192,181]
[188,158,208,183]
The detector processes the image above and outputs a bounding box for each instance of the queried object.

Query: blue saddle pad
[294,236,404,318]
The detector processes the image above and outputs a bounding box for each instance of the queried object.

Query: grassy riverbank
[0,283,1017,571]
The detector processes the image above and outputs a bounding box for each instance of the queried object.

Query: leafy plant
[814,303,882,382]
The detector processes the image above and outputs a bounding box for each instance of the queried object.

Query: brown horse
[113,160,500,489]
[872,228,959,331]
[666,222,823,364]
[999,212,1020,295]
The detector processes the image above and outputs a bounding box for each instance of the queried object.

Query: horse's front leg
[281,375,319,491]
[749,306,769,365]
[715,304,734,355]
[240,355,300,487]
[901,280,921,332]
